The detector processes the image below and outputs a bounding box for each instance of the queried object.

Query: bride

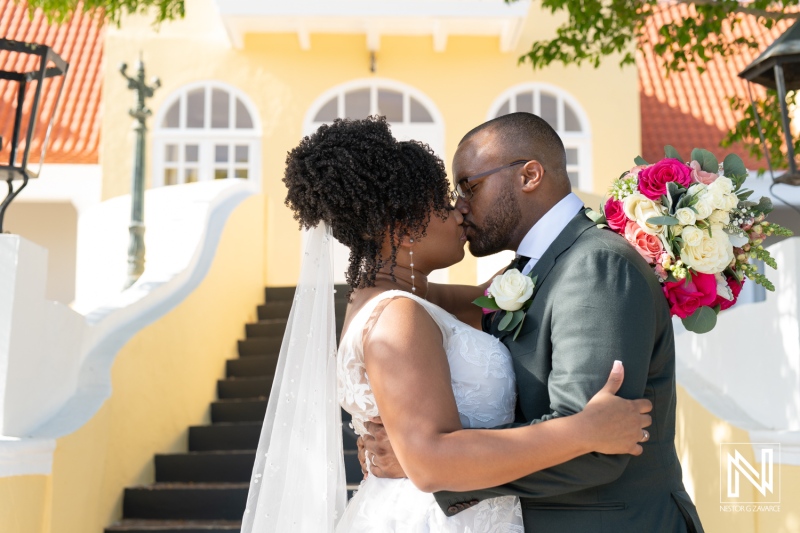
[241,116,652,532]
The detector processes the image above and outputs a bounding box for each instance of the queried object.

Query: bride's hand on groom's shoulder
[581,361,653,457]
[359,417,407,479]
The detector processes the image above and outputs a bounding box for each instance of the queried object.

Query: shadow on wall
[5,201,78,304]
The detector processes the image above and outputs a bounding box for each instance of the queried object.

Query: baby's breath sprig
[609,175,638,201]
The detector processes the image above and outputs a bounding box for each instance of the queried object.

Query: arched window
[304,79,447,284]
[488,84,591,191]
[153,82,261,187]
[305,79,445,157]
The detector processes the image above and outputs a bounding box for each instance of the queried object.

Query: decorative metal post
[0,39,68,233]
[120,58,160,289]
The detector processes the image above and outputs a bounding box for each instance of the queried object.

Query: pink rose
[690,160,719,185]
[715,276,744,311]
[604,197,628,232]
[624,221,664,264]
[638,158,693,200]
[662,272,718,319]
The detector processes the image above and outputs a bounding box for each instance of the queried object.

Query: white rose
[688,183,707,197]
[694,195,714,220]
[681,226,704,247]
[722,192,739,212]
[488,269,534,312]
[672,225,683,237]
[708,209,731,226]
[623,192,667,235]
[680,225,735,274]
[675,207,696,226]
[709,176,734,195]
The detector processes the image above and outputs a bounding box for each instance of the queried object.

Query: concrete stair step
[105,519,241,532]
[264,285,351,303]
[237,337,282,357]
[122,483,248,521]
[155,451,255,483]
[188,423,262,452]
[217,377,272,400]
[225,355,277,378]
[244,319,286,339]
[210,399,267,423]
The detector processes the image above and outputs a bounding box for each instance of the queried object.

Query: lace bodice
[337,290,517,436]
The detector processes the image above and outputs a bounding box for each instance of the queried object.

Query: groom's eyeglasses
[450,160,531,203]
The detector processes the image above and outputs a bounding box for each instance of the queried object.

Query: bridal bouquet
[587,146,793,334]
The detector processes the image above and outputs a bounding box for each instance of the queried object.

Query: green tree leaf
[681,305,718,334]
[21,0,185,27]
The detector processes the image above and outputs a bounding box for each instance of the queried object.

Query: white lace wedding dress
[336,290,523,532]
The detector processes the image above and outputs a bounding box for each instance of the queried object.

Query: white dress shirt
[516,192,584,275]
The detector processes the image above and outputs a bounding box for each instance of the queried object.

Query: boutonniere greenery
[473,269,538,340]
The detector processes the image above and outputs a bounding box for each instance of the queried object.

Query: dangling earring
[409,238,416,293]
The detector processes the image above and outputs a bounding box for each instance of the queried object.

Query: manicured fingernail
[613,360,622,372]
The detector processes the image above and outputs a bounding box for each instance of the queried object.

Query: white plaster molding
[213,0,531,52]
[0,437,55,477]
[0,180,257,477]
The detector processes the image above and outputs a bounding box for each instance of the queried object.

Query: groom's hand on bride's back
[359,417,407,479]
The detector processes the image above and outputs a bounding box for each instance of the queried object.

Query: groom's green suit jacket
[435,209,705,533]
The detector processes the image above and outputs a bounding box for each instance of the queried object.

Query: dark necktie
[509,254,531,273]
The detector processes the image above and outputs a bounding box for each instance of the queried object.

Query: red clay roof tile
[638,4,792,169]
[0,1,103,165]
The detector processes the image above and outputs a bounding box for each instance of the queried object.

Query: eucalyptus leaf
[586,209,606,224]
[723,153,747,179]
[498,310,514,330]
[690,148,719,174]
[756,196,774,215]
[473,296,500,311]
[634,155,649,166]
[681,306,718,334]
[737,189,754,201]
[507,310,525,331]
[647,215,680,225]
[664,145,684,162]
[512,314,527,341]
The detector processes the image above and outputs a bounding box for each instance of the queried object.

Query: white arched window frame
[487,83,592,193]
[304,78,446,158]
[152,81,262,189]
[304,79,448,284]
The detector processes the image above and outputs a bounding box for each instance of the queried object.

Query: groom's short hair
[460,112,568,177]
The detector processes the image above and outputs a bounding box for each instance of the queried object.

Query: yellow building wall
[0,474,51,533]
[99,0,640,288]
[676,385,800,533]
[0,193,265,533]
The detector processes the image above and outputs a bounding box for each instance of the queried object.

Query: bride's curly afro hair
[283,116,451,293]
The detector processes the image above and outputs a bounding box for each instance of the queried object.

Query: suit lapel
[525,208,594,301]
[492,208,594,340]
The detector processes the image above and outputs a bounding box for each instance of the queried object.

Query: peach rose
[690,160,719,185]
[624,221,665,264]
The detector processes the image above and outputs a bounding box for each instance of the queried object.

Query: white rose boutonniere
[473,269,537,340]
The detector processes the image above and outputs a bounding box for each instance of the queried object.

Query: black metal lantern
[739,20,800,186]
[0,39,69,232]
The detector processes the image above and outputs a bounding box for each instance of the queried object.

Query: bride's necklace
[374,267,428,300]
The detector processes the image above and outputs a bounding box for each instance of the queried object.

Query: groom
[362,112,705,532]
